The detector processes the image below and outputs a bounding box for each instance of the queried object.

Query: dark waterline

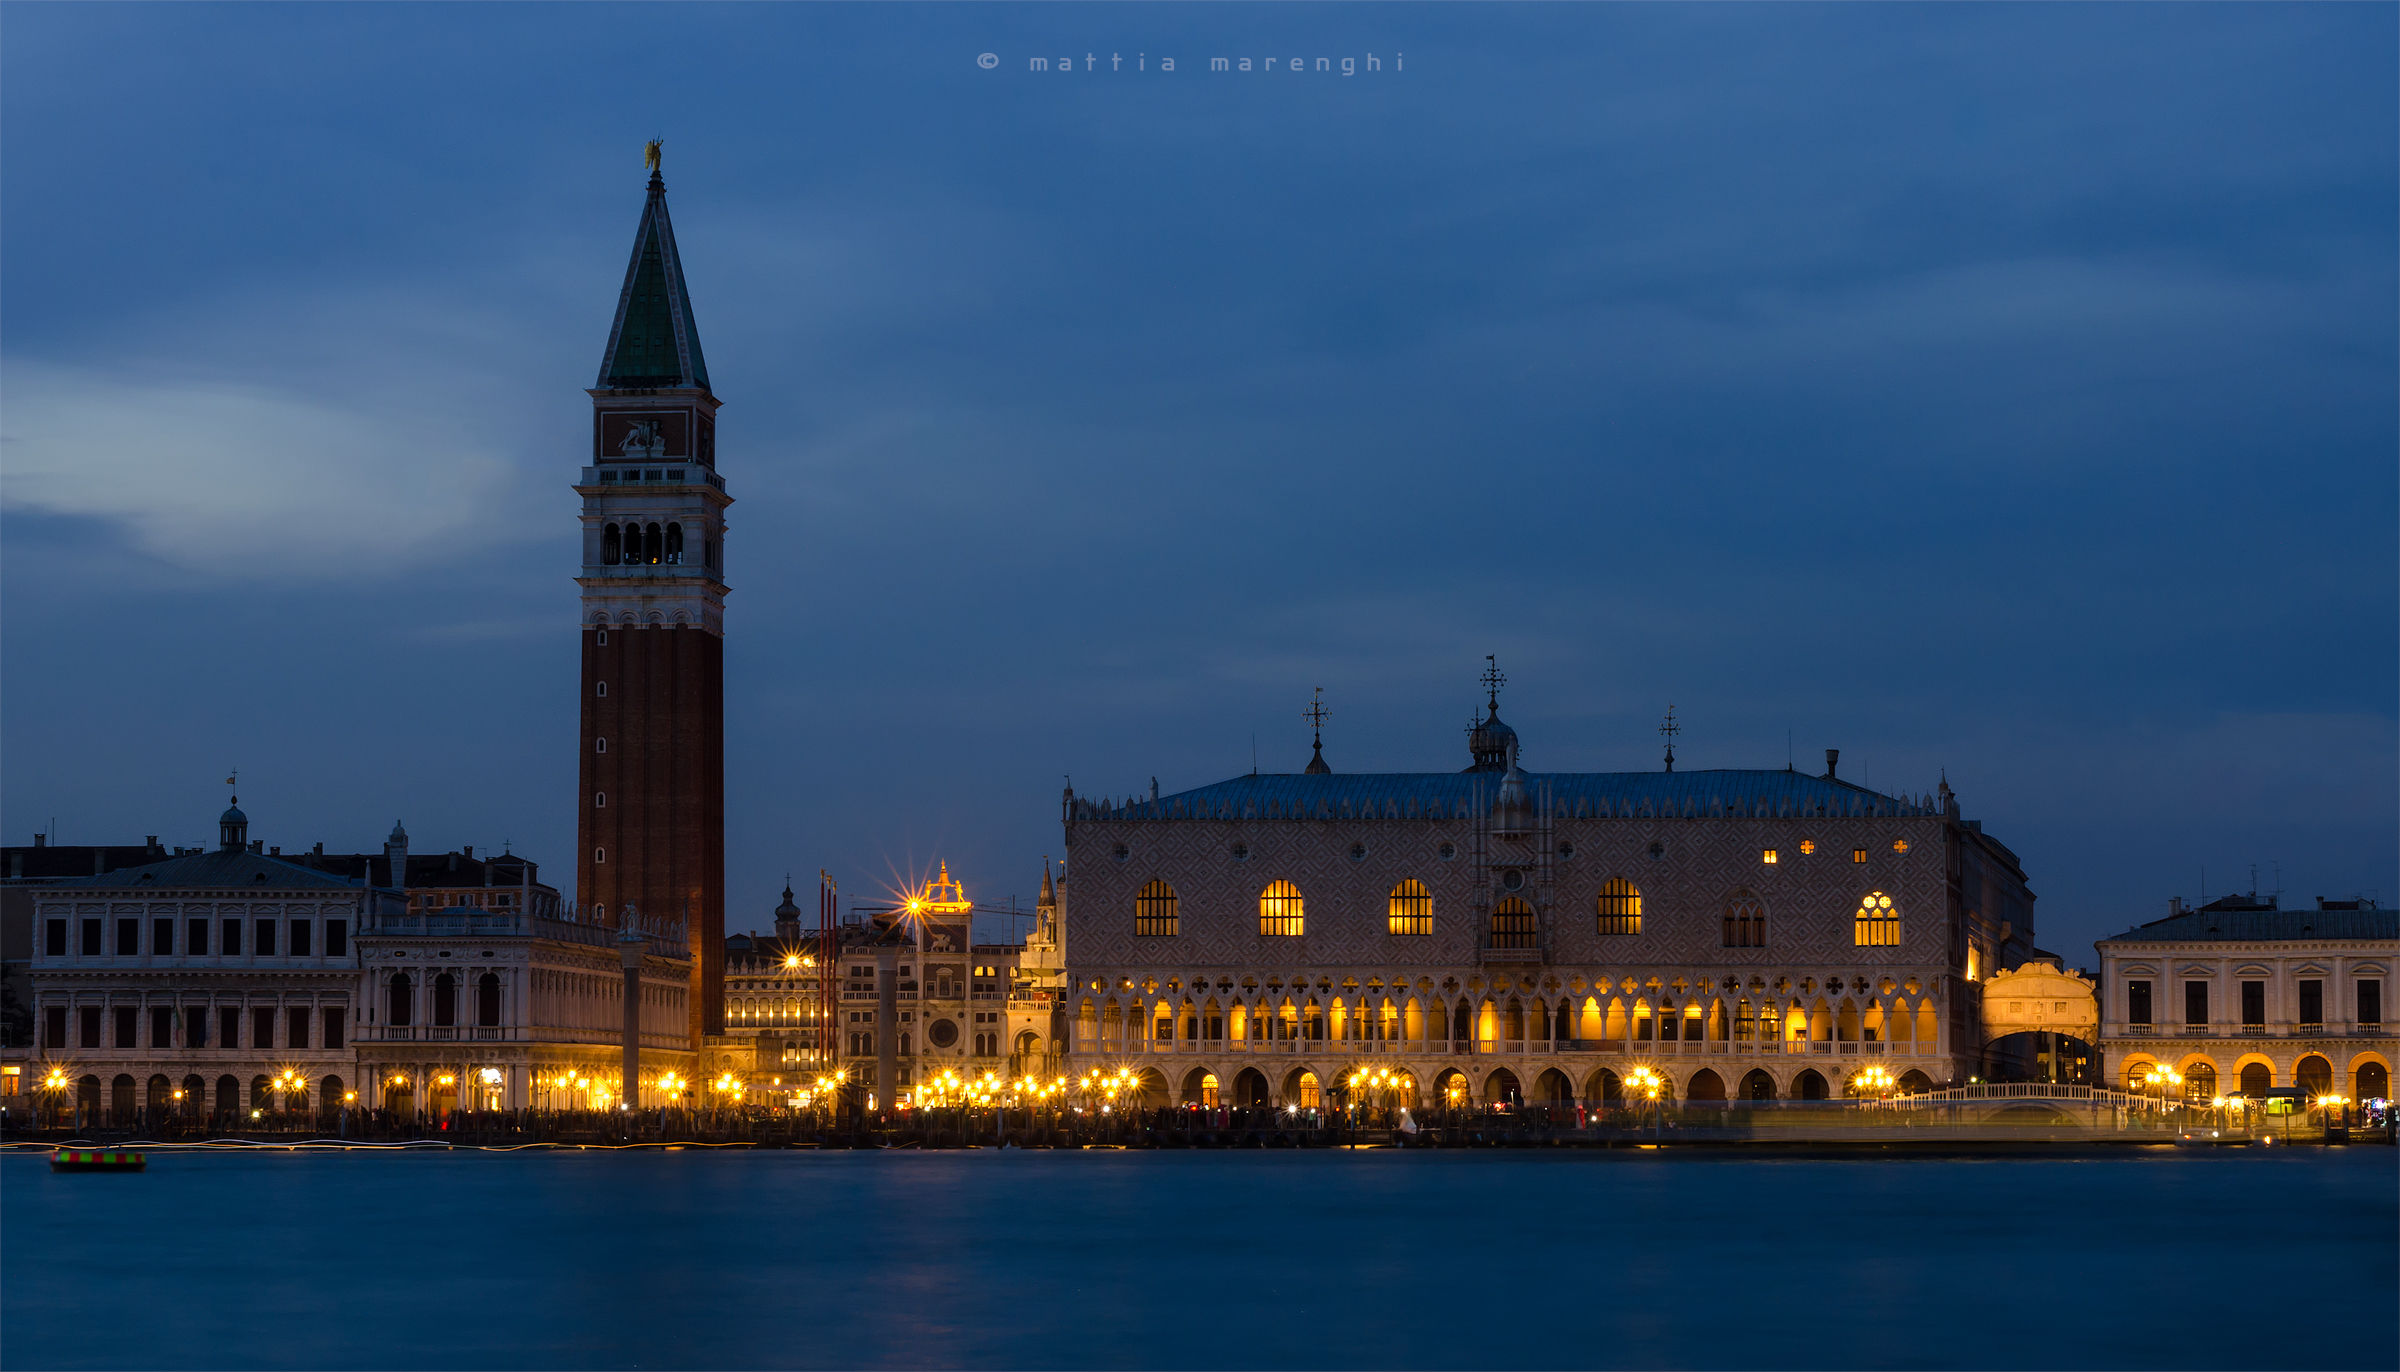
[5,1149,2393,1371]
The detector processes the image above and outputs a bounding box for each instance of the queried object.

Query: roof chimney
[33,833,46,848]
[1824,749,1839,780]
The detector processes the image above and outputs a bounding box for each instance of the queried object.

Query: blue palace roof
[1070,769,1944,823]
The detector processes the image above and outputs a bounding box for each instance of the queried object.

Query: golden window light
[1892,838,1909,853]
[1854,891,1900,947]
[1387,879,1432,936]
[1761,848,1778,864]
[1135,880,1179,938]
[1597,878,1642,936]
[1852,848,1867,864]
[1799,840,1815,855]
[1259,880,1305,937]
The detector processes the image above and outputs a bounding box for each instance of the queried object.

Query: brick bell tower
[576,143,729,1046]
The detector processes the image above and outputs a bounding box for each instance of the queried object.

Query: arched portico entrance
[1483,1068,1521,1105]
[1738,1069,1775,1101]
[1687,1069,1727,1103]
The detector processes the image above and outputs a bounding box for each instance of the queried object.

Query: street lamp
[1627,1066,1665,1138]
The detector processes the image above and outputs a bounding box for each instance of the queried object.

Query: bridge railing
[1895,1083,2170,1111]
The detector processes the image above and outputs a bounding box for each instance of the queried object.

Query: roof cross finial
[1659,703,1680,773]
[1303,687,1332,774]
[1481,655,1506,712]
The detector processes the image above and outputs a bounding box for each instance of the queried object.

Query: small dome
[1466,707,1518,773]
[220,801,248,825]
[774,883,802,919]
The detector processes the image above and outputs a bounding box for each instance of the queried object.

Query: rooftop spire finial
[1659,703,1680,773]
[1303,687,1332,775]
[1481,655,1506,713]
[643,138,663,176]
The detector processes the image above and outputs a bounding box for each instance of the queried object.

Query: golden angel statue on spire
[643,139,663,173]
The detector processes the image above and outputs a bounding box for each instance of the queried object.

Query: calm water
[4,1147,2393,1371]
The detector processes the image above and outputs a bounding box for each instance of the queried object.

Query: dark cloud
[4,5,2392,955]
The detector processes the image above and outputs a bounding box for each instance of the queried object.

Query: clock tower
[576,150,729,1045]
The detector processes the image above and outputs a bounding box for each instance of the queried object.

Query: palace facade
[2097,895,2393,1104]
[1058,683,2037,1108]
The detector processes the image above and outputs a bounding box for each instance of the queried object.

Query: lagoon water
[4,1148,2392,1370]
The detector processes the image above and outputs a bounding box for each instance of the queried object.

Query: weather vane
[643,139,663,174]
[1303,687,1328,745]
[1659,703,1680,773]
[1481,655,1506,711]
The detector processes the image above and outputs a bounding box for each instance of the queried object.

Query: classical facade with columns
[1058,676,2039,1109]
[26,800,394,1125]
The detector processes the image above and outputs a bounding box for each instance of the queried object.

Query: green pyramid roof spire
[597,163,711,393]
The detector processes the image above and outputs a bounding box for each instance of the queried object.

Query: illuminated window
[1135,880,1179,938]
[1851,848,1867,864]
[1854,892,1899,947]
[1597,879,1642,935]
[1489,897,1537,950]
[1761,849,1779,865]
[1892,839,1909,854]
[1721,889,1766,948]
[1799,840,1815,856]
[1387,880,1432,936]
[1259,881,1305,937]
[1297,1071,1322,1108]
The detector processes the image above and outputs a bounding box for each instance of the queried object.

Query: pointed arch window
[1489,897,1538,950]
[1135,880,1178,937]
[1722,889,1767,948]
[1387,879,1432,936]
[1854,892,1900,947]
[1259,881,1305,937]
[1597,878,1642,935]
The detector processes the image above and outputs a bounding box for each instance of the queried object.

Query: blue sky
[3,4,2393,959]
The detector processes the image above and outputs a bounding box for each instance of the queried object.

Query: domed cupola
[1463,656,1519,773]
[218,798,250,852]
[773,879,804,942]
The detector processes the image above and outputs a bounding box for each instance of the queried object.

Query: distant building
[26,801,395,1125]
[1057,674,2037,1109]
[3,835,173,1064]
[810,863,1068,1107]
[717,884,828,1087]
[2095,894,2394,1104]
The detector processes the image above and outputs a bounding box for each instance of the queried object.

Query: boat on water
[50,1148,146,1173]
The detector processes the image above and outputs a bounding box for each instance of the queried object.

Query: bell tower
[576,143,729,1045]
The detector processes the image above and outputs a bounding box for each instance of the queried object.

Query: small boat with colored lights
[50,1147,146,1173]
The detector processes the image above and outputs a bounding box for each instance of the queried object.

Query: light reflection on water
[4,1148,2392,1371]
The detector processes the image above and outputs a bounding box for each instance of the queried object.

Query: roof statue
[643,138,663,174]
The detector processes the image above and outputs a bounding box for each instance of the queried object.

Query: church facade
[1058,682,2037,1107]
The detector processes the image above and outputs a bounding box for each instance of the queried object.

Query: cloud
[1,358,521,579]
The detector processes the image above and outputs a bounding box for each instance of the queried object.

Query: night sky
[3,5,2392,962]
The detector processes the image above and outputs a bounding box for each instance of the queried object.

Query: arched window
[594,848,606,865]
[595,737,607,754]
[2239,1062,2271,1095]
[1387,879,1432,936]
[644,523,662,565]
[433,973,457,1027]
[1259,880,1304,937]
[388,973,413,1026]
[1854,892,1900,947]
[596,681,607,697]
[1489,897,1538,950]
[1597,878,1642,935]
[2183,1062,2217,1101]
[1722,889,1766,948]
[664,523,684,565]
[594,792,606,808]
[2296,1055,2333,1096]
[476,973,501,1027]
[602,524,622,566]
[1135,880,1179,937]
